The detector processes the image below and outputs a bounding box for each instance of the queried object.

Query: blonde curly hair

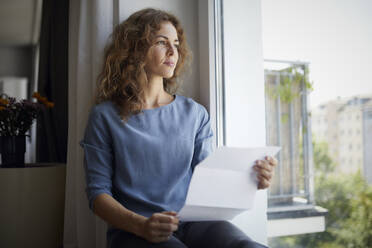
[95,8,191,120]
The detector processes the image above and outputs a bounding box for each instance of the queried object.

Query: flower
[32,92,54,108]
[0,98,9,105]
[0,92,54,136]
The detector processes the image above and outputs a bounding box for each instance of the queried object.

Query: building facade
[311,95,372,179]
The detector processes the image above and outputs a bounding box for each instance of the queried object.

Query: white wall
[222,0,268,245]
[119,0,200,101]
[0,46,33,78]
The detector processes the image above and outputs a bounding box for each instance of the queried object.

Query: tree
[269,141,372,248]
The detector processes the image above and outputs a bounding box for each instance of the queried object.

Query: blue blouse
[80,95,213,217]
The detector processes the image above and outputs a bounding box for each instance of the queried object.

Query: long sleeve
[80,108,114,211]
[191,106,214,170]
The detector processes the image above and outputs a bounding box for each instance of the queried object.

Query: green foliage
[336,182,372,247]
[313,141,335,174]
[266,65,314,104]
[269,141,372,248]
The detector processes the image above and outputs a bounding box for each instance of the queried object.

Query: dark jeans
[107,221,268,248]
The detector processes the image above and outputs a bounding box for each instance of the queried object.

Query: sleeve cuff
[87,189,113,212]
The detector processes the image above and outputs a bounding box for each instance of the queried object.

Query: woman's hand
[253,156,278,189]
[140,211,179,243]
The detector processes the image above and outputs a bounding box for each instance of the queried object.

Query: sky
[261,0,372,108]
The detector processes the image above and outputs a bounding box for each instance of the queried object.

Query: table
[0,163,66,248]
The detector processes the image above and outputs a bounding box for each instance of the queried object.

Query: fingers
[152,213,178,225]
[266,156,278,167]
[162,211,178,216]
[143,212,179,243]
[254,159,272,173]
[257,175,270,189]
[161,211,179,225]
[151,222,178,232]
[146,223,174,240]
[254,157,277,190]
[255,169,272,189]
[257,168,272,181]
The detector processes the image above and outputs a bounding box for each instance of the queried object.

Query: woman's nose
[167,44,175,56]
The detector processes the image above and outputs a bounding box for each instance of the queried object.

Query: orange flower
[31,92,54,108]
[32,92,42,101]
[0,98,9,105]
[46,102,54,108]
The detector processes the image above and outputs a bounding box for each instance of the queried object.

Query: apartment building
[311,95,372,178]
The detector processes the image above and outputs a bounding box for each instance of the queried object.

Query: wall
[223,0,268,245]
[0,46,33,79]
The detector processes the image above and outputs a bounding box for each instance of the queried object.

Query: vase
[0,135,26,168]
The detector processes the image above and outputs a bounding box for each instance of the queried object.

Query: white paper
[178,146,281,221]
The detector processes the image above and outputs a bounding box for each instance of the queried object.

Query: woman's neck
[143,76,173,109]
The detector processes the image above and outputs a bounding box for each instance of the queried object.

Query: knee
[209,220,235,229]
[210,221,267,248]
[208,220,241,233]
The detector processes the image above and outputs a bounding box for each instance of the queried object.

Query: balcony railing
[264,59,314,212]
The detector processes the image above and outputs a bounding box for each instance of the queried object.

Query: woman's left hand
[253,156,278,189]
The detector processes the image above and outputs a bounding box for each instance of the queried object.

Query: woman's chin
[163,72,175,79]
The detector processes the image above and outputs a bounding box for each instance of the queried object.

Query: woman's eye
[156,40,166,45]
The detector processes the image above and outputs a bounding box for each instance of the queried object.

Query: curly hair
[95,8,191,121]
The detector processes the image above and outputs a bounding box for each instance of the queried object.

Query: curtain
[37,0,68,163]
[64,1,118,247]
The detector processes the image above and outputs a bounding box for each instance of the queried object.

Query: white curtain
[64,1,118,247]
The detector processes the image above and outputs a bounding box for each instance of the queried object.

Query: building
[363,104,372,184]
[311,95,372,179]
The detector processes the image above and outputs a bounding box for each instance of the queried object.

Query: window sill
[267,206,328,237]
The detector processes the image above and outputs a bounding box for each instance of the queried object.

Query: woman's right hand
[140,211,179,243]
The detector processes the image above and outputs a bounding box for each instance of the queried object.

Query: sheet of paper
[178,146,281,221]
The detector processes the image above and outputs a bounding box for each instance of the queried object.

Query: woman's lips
[164,61,175,67]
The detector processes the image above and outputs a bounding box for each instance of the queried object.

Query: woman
[80,8,277,248]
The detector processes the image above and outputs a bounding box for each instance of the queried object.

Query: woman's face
[144,22,179,80]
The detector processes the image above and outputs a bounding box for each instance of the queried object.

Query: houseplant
[0,92,54,167]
